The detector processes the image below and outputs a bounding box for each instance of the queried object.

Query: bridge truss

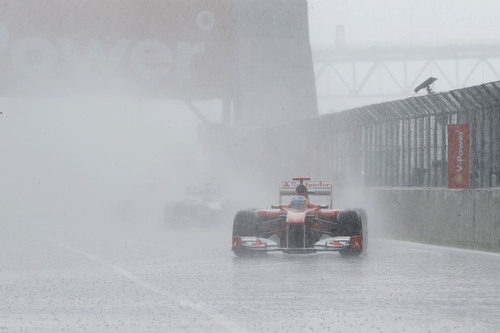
[314,45,500,108]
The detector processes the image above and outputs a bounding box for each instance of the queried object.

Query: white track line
[387,239,500,257]
[46,238,248,333]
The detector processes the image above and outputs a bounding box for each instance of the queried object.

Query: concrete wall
[332,187,500,251]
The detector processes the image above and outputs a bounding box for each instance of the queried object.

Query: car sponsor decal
[250,239,265,247]
[350,236,362,250]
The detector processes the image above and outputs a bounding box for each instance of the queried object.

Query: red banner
[448,124,470,188]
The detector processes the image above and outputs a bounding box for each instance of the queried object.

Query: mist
[0,98,202,228]
[1,1,499,332]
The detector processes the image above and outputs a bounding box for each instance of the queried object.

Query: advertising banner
[0,0,233,99]
[448,124,470,188]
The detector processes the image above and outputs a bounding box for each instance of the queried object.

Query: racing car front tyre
[340,247,361,257]
[232,210,257,237]
[232,210,258,257]
[337,210,362,236]
[338,210,363,257]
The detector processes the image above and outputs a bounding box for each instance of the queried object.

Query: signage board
[0,0,233,98]
[448,124,470,188]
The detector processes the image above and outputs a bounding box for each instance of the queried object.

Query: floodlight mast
[414,77,438,95]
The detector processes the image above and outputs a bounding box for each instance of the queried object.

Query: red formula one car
[231,178,367,257]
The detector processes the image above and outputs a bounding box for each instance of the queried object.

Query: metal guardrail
[264,81,500,188]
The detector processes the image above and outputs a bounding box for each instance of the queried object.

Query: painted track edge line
[385,239,500,257]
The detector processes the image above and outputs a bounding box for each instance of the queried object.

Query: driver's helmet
[296,184,308,197]
[289,195,309,209]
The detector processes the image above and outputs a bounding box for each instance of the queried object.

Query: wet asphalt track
[1,222,499,333]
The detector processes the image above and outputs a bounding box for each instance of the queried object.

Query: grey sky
[308,0,500,48]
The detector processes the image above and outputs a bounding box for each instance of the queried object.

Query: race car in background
[231,178,367,256]
[165,183,239,228]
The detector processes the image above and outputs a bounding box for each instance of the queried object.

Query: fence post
[426,115,431,186]
[487,106,493,187]
[419,117,425,185]
[401,118,406,186]
[433,115,438,186]
[385,121,390,185]
[440,115,448,187]
[407,119,412,186]
[480,106,486,187]
[470,107,478,188]
[395,119,401,185]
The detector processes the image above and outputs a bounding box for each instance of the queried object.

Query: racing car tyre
[354,208,368,253]
[232,210,258,237]
[337,210,362,236]
[232,210,259,257]
[337,210,363,257]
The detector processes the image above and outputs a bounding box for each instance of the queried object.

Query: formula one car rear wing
[279,177,332,207]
